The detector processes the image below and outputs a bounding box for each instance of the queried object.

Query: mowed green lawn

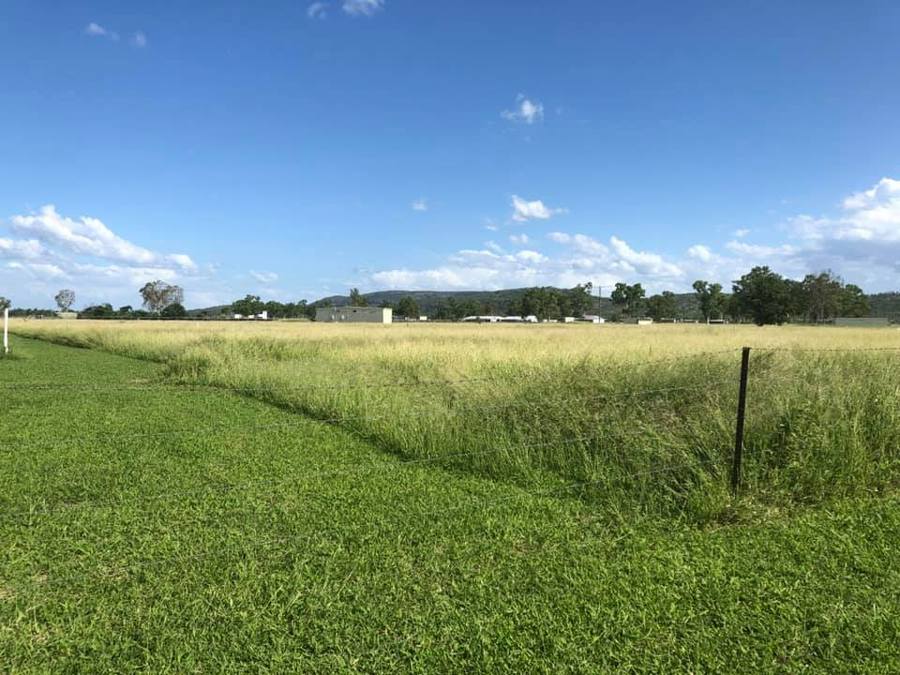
[1,338,898,671]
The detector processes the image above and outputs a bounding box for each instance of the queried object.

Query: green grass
[2,337,899,671]
[10,321,900,523]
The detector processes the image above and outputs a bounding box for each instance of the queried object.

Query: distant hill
[188,288,898,321]
[186,304,231,317]
[317,288,702,319]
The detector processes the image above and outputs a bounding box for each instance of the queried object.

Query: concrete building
[316,306,393,323]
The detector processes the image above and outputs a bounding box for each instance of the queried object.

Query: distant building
[835,317,889,327]
[461,315,501,323]
[316,306,392,323]
[580,315,604,324]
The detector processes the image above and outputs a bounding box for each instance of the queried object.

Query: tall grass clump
[9,320,900,521]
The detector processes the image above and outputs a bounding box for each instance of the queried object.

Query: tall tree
[569,283,593,317]
[610,283,629,315]
[800,271,843,323]
[646,291,677,321]
[839,284,870,317]
[139,281,184,314]
[231,295,264,316]
[54,289,76,312]
[611,283,646,317]
[161,302,187,318]
[395,296,420,318]
[626,283,646,316]
[349,288,368,307]
[693,280,724,320]
[731,266,792,325]
[0,296,10,311]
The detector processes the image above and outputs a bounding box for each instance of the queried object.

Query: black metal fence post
[731,347,751,496]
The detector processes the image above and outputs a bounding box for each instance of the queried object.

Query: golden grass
[9,319,900,521]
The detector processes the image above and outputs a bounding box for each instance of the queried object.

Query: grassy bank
[9,320,900,521]
[2,338,899,670]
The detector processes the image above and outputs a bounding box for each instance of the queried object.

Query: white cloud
[687,244,713,262]
[370,231,685,293]
[0,237,45,260]
[85,22,119,41]
[308,2,328,19]
[6,261,67,280]
[733,228,751,238]
[509,233,530,246]
[501,95,544,125]
[9,205,194,270]
[515,250,547,263]
[342,0,384,16]
[791,177,900,243]
[411,198,428,212]
[726,241,797,257]
[548,232,608,256]
[131,31,147,48]
[609,236,683,277]
[0,205,212,308]
[511,195,565,222]
[250,270,279,283]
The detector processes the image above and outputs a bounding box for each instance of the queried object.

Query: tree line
[0,267,878,326]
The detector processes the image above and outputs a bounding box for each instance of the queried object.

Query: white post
[3,307,8,354]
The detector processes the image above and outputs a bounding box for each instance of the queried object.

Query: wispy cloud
[307,2,328,19]
[85,22,146,47]
[342,0,384,17]
[84,22,119,41]
[411,198,428,212]
[501,95,544,125]
[511,195,566,222]
[250,270,279,283]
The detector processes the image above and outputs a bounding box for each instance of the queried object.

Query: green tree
[611,283,646,317]
[139,281,184,314]
[349,288,368,307]
[161,302,187,318]
[800,271,843,323]
[610,283,629,314]
[646,291,677,321]
[0,296,10,312]
[692,280,725,320]
[79,303,115,318]
[231,295,264,316]
[395,296,420,319]
[839,284,870,317]
[731,266,793,325]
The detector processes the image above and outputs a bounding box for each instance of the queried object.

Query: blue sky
[2,0,899,309]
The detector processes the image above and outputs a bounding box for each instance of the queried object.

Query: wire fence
[1,345,897,592]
